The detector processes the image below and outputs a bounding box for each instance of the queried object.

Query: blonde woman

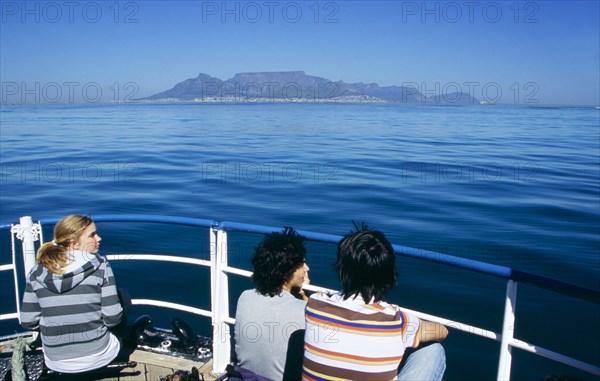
[20,215,124,373]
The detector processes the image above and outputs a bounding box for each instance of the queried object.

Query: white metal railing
[1,215,599,380]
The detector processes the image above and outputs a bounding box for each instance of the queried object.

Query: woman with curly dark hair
[234,227,310,381]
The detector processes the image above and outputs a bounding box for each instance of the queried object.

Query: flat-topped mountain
[141,71,479,104]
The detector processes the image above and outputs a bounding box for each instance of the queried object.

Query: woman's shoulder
[237,288,261,304]
[26,263,45,281]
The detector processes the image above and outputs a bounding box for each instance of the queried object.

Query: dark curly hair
[251,227,306,297]
[336,222,397,303]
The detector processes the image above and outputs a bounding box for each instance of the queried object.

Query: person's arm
[20,280,41,331]
[291,273,311,300]
[417,320,448,343]
[101,261,123,327]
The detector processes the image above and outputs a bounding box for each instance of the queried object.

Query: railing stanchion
[18,216,38,276]
[497,280,518,381]
[211,227,231,375]
[8,216,41,322]
[8,224,21,322]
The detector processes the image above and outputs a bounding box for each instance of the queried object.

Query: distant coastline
[136,71,483,105]
[133,95,387,104]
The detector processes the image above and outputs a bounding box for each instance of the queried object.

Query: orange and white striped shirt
[303,292,420,381]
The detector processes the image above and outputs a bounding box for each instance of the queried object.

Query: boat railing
[1,214,599,380]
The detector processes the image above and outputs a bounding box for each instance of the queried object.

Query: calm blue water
[1,103,599,380]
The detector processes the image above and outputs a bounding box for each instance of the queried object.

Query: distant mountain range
[140,71,480,104]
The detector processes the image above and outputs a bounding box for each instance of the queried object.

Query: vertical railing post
[210,226,231,374]
[9,216,42,323]
[497,279,518,381]
[19,216,37,276]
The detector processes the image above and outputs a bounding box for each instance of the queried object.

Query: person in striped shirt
[303,224,448,381]
[20,214,125,374]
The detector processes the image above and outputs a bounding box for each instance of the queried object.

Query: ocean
[1,102,598,380]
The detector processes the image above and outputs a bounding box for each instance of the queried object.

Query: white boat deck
[105,350,216,381]
[0,337,218,381]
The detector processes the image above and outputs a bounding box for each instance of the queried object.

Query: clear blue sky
[1,0,599,105]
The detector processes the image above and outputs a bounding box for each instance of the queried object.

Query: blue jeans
[398,343,446,381]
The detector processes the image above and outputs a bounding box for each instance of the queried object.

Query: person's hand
[289,275,309,301]
[303,273,310,287]
[292,287,308,301]
[291,273,311,301]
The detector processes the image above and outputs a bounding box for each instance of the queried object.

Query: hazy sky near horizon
[1,0,599,105]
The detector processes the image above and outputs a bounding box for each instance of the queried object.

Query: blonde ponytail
[36,241,69,274]
[36,215,94,274]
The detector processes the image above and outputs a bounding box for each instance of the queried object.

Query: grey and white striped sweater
[20,251,123,361]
